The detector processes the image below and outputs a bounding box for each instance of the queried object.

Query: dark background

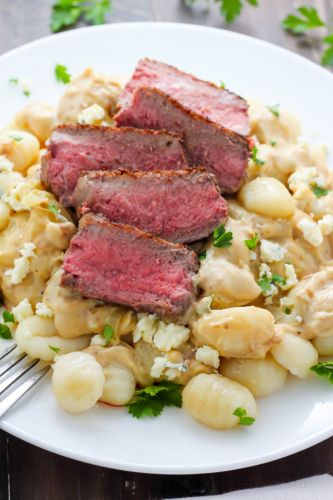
[0,0,333,498]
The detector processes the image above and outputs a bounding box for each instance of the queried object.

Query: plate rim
[1,21,333,474]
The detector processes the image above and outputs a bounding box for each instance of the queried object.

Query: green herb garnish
[219,81,226,89]
[48,202,60,214]
[271,140,277,147]
[125,381,182,419]
[103,324,114,346]
[311,361,333,384]
[9,134,23,142]
[0,324,12,340]
[268,104,280,118]
[198,250,207,261]
[49,345,61,354]
[55,64,71,84]
[214,0,258,24]
[284,307,292,315]
[282,6,325,34]
[213,224,233,248]
[244,233,259,250]
[9,78,18,85]
[322,34,333,67]
[311,184,329,198]
[51,0,112,33]
[251,145,265,166]
[271,274,286,285]
[233,407,255,426]
[3,310,15,324]
[257,276,271,293]
[23,89,31,97]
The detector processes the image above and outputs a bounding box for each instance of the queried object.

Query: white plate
[1,22,333,475]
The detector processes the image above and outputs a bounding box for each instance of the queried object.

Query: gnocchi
[0,130,39,173]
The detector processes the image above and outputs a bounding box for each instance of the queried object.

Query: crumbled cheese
[288,167,318,191]
[195,346,220,369]
[259,263,277,303]
[318,214,333,236]
[280,295,295,308]
[249,250,257,261]
[5,242,36,284]
[12,298,33,322]
[260,239,286,263]
[297,218,323,247]
[78,104,105,125]
[132,313,159,344]
[280,263,299,291]
[36,302,53,318]
[0,155,14,172]
[153,322,190,352]
[259,263,272,279]
[0,170,24,198]
[150,356,188,379]
[4,179,49,212]
[195,296,213,316]
[295,315,303,324]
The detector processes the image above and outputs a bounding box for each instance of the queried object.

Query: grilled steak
[72,169,228,243]
[41,124,189,206]
[116,87,249,193]
[62,213,198,319]
[119,58,249,136]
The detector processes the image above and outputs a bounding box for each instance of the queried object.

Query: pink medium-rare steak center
[41,124,189,206]
[62,213,199,319]
[116,87,249,193]
[72,169,228,243]
[119,58,249,136]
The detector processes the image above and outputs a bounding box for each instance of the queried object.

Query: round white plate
[1,23,333,475]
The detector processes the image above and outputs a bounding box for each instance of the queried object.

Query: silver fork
[0,343,50,418]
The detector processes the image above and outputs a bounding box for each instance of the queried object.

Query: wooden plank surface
[0,1,333,499]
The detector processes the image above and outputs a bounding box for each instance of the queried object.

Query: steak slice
[116,87,249,193]
[72,169,228,243]
[119,58,249,136]
[62,213,198,319]
[41,124,189,206]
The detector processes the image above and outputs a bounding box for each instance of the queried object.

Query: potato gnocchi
[0,72,332,432]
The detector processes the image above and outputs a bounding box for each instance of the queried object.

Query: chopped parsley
[103,323,114,346]
[271,140,277,147]
[0,324,12,340]
[125,381,182,419]
[322,34,333,67]
[8,78,18,85]
[257,276,271,293]
[198,250,207,261]
[251,145,265,166]
[48,202,60,214]
[219,81,226,89]
[282,6,325,34]
[49,345,61,354]
[311,183,329,198]
[284,307,292,315]
[213,224,233,248]
[55,64,71,84]
[51,0,112,33]
[23,89,31,97]
[9,134,23,142]
[268,104,280,118]
[233,407,255,426]
[271,274,286,286]
[3,310,15,323]
[244,233,259,250]
[311,361,333,384]
[214,0,258,24]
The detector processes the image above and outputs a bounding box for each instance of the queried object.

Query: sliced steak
[72,169,228,243]
[116,87,249,193]
[119,58,249,136]
[41,124,189,206]
[62,213,198,319]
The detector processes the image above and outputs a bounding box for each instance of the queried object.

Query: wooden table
[0,1,332,498]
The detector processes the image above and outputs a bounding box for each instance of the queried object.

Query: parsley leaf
[284,307,292,315]
[9,134,23,142]
[271,274,286,285]
[311,183,329,198]
[3,310,15,324]
[311,361,333,383]
[50,0,112,33]
[49,345,61,354]
[55,64,71,84]
[125,381,182,419]
[0,324,12,340]
[48,202,60,214]
[213,224,233,248]
[198,250,206,261]
[103,323,114,346]
[233,407,255,426]
[219,81,226,89]
[282,6,325,34]
[23,89,31,97]
[257,276,271,293]
[322,34,333,67]
[268,104,280,118]
[271,140,277,147]
[251,145,265,166]
[214,0,258,24]
[9,78,18,85]
[244,233,259,250]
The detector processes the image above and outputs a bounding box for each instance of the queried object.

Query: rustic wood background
[0,0,333,499]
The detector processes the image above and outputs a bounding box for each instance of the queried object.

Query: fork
[0,343,50,418]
